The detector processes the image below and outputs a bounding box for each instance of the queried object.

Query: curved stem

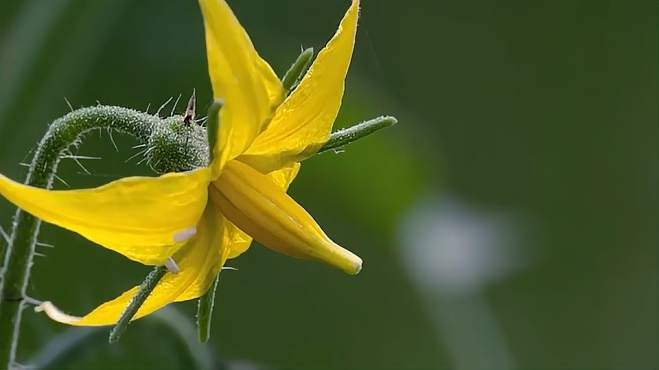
[0,106,160,368]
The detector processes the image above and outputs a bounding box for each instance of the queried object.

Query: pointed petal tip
[35,301,82,325]
[237,0,361,170]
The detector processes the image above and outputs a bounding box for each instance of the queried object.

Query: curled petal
[0,168,210,265]
[199,0,284,177]
[239,0,360,173]
[36,206,227,326]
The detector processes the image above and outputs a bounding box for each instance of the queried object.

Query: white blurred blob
[399,195,528,370]
[401,196,524,294]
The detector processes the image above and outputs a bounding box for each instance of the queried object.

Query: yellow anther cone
[211,161,362,275]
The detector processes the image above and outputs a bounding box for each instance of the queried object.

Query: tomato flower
[0,0,361,325]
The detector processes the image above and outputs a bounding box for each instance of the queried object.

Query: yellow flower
[0,0,361,326]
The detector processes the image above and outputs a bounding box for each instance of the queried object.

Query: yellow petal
[226,161,300,259]
[0,168,210,265]
[238,0,360,173]
[37,206,227,326]
[199,0,284,177]
[221,218,253,260]
[255,57,286,110]
[267,162,301,189]
[176,210,231,300]
[210,161,361,274]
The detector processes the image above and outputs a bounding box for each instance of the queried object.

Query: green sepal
[196,272,221,343]
[108,266,167,343]
[319,116,398,153]
[206,100,223,164]
[281,47,314,94]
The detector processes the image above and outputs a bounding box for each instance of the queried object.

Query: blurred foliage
[0,0,656,369]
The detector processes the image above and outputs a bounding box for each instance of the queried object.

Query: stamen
[164,257,180,274]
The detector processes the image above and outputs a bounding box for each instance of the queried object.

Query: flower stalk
[0,106,174,367]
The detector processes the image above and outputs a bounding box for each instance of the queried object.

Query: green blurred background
[0,0,656,369]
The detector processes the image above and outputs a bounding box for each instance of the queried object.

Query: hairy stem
[0,106,161,368]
